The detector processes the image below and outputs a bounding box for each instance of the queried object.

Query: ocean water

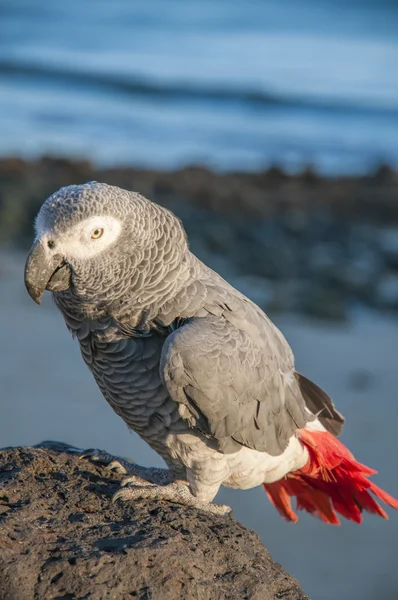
[1,252,398,600]
[0,0,398,173]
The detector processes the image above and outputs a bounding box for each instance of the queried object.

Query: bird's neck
[113,250,200,334]
[54,250,205,335]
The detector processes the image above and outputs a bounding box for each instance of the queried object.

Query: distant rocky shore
[1,156,397,319]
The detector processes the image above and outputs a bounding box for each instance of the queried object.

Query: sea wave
[1,58,397,119]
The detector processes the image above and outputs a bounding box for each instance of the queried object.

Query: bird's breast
[79,331,179,437]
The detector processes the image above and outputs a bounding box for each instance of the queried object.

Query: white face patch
[34,212,47,240]
[39,215,123,260]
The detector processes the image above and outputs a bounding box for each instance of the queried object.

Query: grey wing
[161,313,311,456]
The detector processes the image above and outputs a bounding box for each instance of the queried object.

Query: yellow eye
[91,227,104,239]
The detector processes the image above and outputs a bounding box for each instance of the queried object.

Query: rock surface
[0,443,309,600]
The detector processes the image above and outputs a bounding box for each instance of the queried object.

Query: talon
[107,460,128,474]
[78,448,134,473]
[120,475,154,488]
[79,448,97,460]
[79,448,113,463]
[112,489,126,503]
[221,505,233,516]
[112,487,148,504]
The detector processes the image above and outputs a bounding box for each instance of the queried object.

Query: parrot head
[24,181,187,316]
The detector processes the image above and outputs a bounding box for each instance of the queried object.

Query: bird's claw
[79,449,232,516]
[79,447,113,462]
[112,486,146,503]
[79,448,133,474]
[120,475,156,488]
[113,480,232,516]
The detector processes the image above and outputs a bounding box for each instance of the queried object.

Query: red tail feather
[263,429,398,525]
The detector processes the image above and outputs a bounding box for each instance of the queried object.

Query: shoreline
[1,156,397,223]
[1,156,397,319]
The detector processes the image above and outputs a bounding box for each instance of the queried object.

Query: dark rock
[298,285,347,321]
[231,275,274,311]
[378,227,398,269]
[376,273,398,309]
[0,445,309,600]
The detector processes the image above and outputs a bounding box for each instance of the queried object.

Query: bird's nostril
[47,240,56,249]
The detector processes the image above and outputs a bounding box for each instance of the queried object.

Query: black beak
[24,239,71,304]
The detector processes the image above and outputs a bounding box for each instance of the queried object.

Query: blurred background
[1,1,398,599]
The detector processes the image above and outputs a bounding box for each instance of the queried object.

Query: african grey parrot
[24,182,398,523]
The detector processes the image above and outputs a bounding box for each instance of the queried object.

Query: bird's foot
[114,478,232,516]
[79,447,174,483]
[79,447,133,474]
[80,448,231,516]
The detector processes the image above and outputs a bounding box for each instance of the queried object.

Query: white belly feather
[166,420,328,499]
[224,417,327,489]
[224,435,308,489]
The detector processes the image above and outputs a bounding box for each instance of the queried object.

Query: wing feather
[161,289,313,456]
